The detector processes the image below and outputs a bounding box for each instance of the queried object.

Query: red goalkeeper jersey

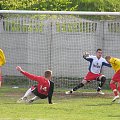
[21,71,50,96]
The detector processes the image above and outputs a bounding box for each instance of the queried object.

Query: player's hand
[83,51,89,58]
[16,66,23,72]
[84,51,89,55]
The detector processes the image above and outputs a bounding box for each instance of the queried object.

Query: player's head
[96,48,102,58]
[105,56,111,63]
[44,70,52,79]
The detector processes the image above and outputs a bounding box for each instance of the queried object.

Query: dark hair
[96,48,102,52]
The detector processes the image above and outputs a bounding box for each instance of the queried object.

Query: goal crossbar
[0,10,120,16]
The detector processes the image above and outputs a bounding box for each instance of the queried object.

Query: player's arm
[102,59,112,67]
[16,66,39,81]
[48,81,54,104]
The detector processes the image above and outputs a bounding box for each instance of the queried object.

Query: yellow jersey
[0,49,6,66]
[110,57,120,72]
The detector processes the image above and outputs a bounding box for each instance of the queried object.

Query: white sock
[22,88,33,99]
[31,96,39,101]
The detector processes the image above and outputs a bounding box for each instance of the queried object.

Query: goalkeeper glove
[83,52,89,58]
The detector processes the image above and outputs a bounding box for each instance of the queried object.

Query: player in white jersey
[66,48,111,95]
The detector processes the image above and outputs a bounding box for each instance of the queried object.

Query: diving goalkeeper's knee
[73,83,84,91]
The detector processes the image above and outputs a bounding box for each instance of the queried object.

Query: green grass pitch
[0,87,120,120]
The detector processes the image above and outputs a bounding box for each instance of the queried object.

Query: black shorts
[32,86,47,99]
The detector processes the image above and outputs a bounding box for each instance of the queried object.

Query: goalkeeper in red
[105,56,120,103]
[66,49,111,95]
[16,66,54,104]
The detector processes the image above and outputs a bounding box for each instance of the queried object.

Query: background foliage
[0,0,120,11]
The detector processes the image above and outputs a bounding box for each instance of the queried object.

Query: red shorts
[84,72,102,81]
[112,70,120,82]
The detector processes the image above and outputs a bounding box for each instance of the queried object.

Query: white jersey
[84,55,111,74]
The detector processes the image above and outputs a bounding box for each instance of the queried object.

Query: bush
[3,75,29,87]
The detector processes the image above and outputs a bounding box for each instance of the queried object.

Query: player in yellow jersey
[0,49,6,87]
[105,56,120,103]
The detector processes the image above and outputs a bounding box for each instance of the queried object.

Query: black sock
[98,77,106,88]
[97,87,101,91]
[73,83,84,91]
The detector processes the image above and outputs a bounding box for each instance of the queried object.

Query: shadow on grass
[0,101,46,105]
[86,103,113,106]
[0,102,19,105]
[108,115,120,118]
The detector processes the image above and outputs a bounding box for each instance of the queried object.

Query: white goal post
[0,10,120,89]
[0,10,120,15]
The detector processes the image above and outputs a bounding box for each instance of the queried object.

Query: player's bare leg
[65,79,87,94]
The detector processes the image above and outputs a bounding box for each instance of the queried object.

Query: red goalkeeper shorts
[84,72,102,81]
[112,69,120,82]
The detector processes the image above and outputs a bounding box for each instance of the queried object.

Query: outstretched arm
[102,62,111,67]
[16,66,39,81]
[102,59,112,67]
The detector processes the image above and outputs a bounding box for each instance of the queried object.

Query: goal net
[0,10,120,90]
